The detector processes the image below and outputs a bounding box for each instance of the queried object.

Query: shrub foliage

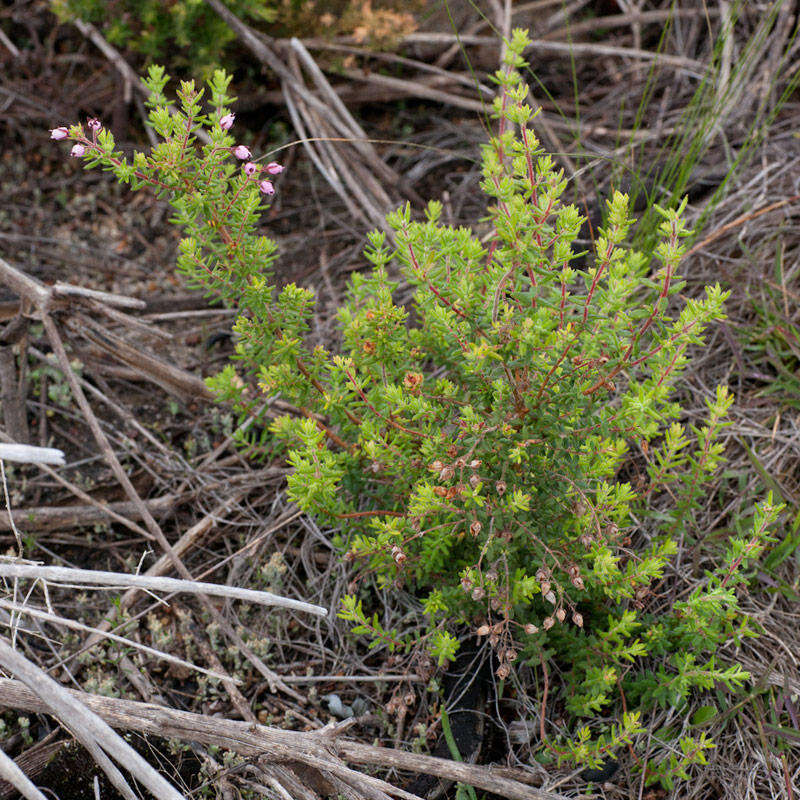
[56,30,780,786]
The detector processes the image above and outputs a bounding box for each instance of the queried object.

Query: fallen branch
[0,494,177,532]
[0,562,328,616]
[0,678,564,800]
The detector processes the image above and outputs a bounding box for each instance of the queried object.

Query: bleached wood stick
[0,746,48,800]
[0,445,65,466]
[0,562,327,616]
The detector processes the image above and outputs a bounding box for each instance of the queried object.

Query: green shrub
[53,0,419,79]
[54,30,781,787]
[52,0,275,78]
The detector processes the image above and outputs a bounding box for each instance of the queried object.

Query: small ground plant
[53,30,781,787]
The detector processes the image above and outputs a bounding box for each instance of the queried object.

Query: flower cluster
[51,75,283,204]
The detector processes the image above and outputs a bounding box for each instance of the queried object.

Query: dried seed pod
[544,590,556,605]
[469,459,482,469]
[470,520,482,537]
[391,545,406,566]
[433,486,447,497]
[490,596,502,611]
[555,608,566,623]
[571,575,585,590]
[440,465,455,482]
[496,663,510,680]
[505,649,517,663]
[542,616,555,630]
[404,692,416,706]
[469,474,481,489]
[455,457,466,468]
[495,480,507,496]
[476,624,491,636]
[486,569,498,583]
[535,567,550,582]
[524,623,539,635]
[430,460,443,472]
[540,581,551,596]
[572,612,584,627]
[471,586,485,601]
[489,633,499,647]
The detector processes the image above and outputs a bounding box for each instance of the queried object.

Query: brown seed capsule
[540,581,551,596]
[470,520,482,537]
[490,596,502,611]
[403,372,423,392]
[489,633,499,647]
[555,608,566,623]
[572,576,585,590]
[496,664,510,680]
[440,465,455,482]
[495,480,507,496]
[433,486,447,497]
[536,567,550,582]
[469,474,481,489]
[469,459,482,469]
[544,591,556,605]
[505,649,517,663]
[486,569,498,583]
[524,623,539,635]
[431,460,444,472]
[391,545,406,566]
[572,612,584,627]
[455,457,466,469]
[404,692,416,706]
[542,616,555,630]
[476,624,491,636]
[471,587,485,601]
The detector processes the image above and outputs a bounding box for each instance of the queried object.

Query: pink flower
[220,113,235,130]
[50,127,69,140]
[70,144,86,158]
[87,118,102,132]
[258,180,275,195]
[265,162,283,175]
[233,145,251,160]
[243,162,258,177]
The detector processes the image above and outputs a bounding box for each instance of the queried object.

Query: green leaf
[690,705,718,726]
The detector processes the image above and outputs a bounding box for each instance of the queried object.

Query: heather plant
[52,30,782,787]
[53,0,419,79]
